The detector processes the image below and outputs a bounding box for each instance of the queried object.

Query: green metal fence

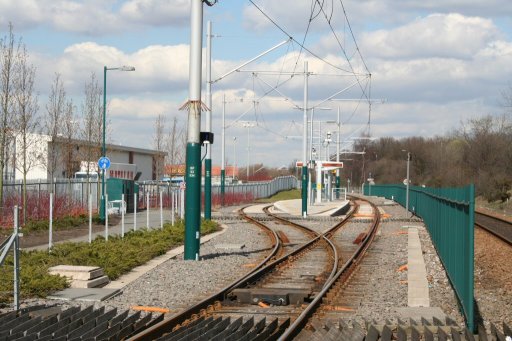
[364,183,475,331]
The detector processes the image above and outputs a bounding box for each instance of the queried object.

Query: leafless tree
[13,43,40,221]
[61,99,77,178]
[152,114,166,180]
[45,73,66,190]
[0,23,20,206]
[166,116,185,179]
[79,72,103,175]
[78,73,103,200]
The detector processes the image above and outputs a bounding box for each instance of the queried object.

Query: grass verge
[0,219,219,305]
[255,189,301,203]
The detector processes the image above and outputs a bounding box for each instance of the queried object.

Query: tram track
[129,198,381,341]
[475,210,512,246]
[278,197,381,340]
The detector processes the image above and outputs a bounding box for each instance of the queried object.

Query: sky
[2,0,512,168]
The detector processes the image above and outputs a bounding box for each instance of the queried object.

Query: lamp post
[242,121,255,180]
[100,65,135,221]
[402,149,411,217]
[233,136,237,181]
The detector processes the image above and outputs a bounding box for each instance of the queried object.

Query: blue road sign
[98,156,111,170]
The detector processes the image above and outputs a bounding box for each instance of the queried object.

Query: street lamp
[402,149,411,217]
[100,65,135,221]
[232,136,237,181]
[241,121,255,180]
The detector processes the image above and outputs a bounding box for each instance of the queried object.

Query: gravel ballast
[8,198,496,332]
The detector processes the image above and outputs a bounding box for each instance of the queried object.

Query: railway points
[1,196,511,340]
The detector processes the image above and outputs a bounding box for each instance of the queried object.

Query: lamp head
[120,65,135,71]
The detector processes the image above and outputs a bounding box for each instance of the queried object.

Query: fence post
[160,191,163,229]
[105,194,109,241]
[146,193,150,228]
[121,194,125,238]
[134,193,137,231]
[180,188,185,220]
[171,190,175,226]
[13,206,20,311]
[38,179,41,219]
[88,194,92,243]
[49,193,53,251]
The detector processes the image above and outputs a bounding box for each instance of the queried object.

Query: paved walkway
[273,198,350,216]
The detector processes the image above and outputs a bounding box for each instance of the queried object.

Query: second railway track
[475,210,512,245]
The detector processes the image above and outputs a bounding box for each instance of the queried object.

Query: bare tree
[61,99,77,178]
[78,73,103,200]
[79,72,103,175]
[13,43,40,222]
[0,23,20,206]
[45,73,66,189]
[166,116,185,179]
[152,114,166,180]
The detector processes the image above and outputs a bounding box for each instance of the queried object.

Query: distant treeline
[346,114,512,202]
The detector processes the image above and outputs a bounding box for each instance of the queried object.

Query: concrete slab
[47,288,120,302]
[48,265,104,281]
[70,275,109,289]
[273,199,350,217]
[407,227,430,307]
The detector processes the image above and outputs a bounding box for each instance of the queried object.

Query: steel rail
[475,210,512,246]
[278,196,381,340]
[128,205,282,340]
[130,203,353,340]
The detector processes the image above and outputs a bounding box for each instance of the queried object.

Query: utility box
[107,178,139,213]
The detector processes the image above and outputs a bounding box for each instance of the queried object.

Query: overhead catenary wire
[315,0,370,101]
[248,0,353,74]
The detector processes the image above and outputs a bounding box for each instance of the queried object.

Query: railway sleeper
[230,288,313,306]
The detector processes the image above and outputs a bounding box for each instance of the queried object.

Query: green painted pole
[301,61,308,217]
[185,142,201,259]
[100,66,107,221]
[220,169,225,206]
[221,94,226,206]
[204,20,212,220]
[301,166,308,214]
[205,159,211,219]
[467,184,475,332]
[336,174,340,199]
[184,0,204,260]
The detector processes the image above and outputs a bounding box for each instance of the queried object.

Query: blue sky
[2,0,512,168]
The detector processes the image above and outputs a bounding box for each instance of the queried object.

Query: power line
[247,0,353,74]
[315,0,370,101]
[338,0,371,74]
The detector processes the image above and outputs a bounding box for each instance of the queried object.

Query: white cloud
[243,0,512,34]
[0,0,123,35]
[360,14,501,59]
[120,0,190,27]
[0,0,190,35]
[32,42,191,96]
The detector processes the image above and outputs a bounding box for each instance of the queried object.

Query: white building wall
[10,133,163,182]
[133,154,154,181]
[14,133,50,181]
